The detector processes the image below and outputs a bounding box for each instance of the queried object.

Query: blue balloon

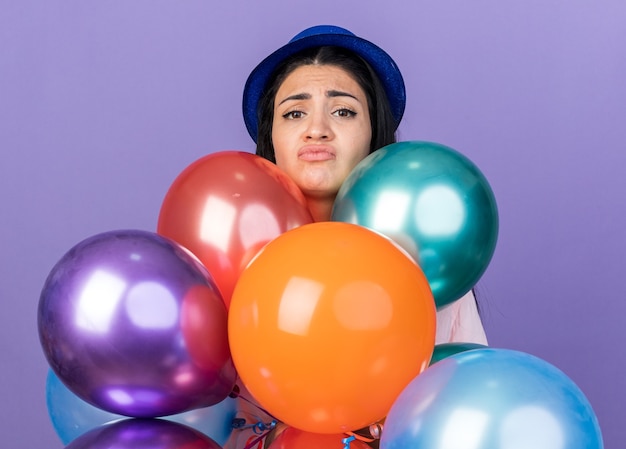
[332,141,498,308]
[46,369,236,446]
[380,348,603,449]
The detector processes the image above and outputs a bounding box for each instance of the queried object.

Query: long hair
[255,46,397,163]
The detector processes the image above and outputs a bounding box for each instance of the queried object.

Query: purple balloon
[38,230,237,418]
[65,418,222,449]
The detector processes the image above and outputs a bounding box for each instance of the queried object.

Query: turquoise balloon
[430,342,487,365]
[46,369,236,446]
[332,141,498,308]
[381,349,604,449]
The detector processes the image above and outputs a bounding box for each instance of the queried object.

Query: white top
[435,290,488,345]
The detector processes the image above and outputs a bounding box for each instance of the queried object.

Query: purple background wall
[2,1,624,447]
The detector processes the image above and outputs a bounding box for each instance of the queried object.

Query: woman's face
[271,64,372,201]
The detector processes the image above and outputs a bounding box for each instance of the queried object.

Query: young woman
[226,25,487,449]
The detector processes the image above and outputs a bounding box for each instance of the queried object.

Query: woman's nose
[304,113,333,140]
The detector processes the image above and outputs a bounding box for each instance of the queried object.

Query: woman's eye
[333,108,357,118]
[283,110,304,119]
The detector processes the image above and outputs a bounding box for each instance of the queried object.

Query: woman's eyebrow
[326,90,359,101]
[278,90,360,106]
[277,93,311,105]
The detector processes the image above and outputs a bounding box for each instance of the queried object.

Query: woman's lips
[297,146,336,162]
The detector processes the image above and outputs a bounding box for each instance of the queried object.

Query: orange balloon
[228,222,436,434]
[268,427,371,449]
[158,151,313,308]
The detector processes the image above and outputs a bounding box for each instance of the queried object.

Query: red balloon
[158,151,313,308]
[269,427,372,449]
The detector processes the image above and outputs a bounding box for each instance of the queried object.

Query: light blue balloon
[46,369,236,446]
[380,348,603,449]
[332,141,498,309]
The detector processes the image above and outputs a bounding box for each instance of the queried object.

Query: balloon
[64,418,222,449]
[46,369,123,444]
[158,151,313,308]
[380,348,604,449]
[332,141,498,309]
[38,229,236,418]
[229,222,436,434]
[268,427,372,449]
[170,399,236,447]
[430,342,487,365]
[46,369,236,446]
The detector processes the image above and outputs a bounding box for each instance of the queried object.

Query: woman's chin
[295,172,340,197]
[300,182,340,202]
